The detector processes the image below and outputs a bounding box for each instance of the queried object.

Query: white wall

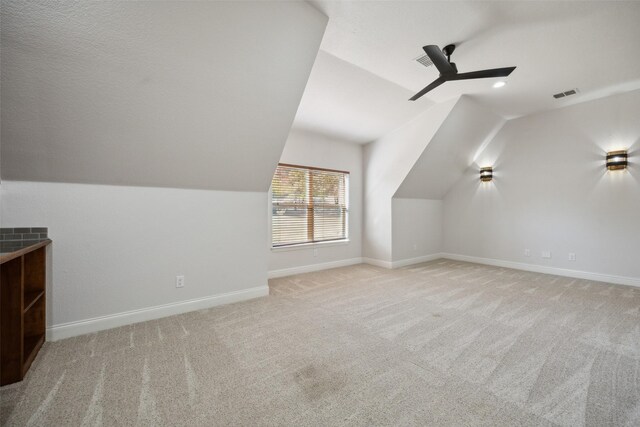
[268,129,362,275]
[443,89,640,281]
[392,198,442,263]
[0,1,327,339]
[1,181,269,338]
[363,98,458,262]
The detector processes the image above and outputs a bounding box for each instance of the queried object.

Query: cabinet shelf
[23,334,45,375]
[23,290,45,313]
[1,240,51,386]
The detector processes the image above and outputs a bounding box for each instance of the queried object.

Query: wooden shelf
[23,335,45,375]
[0,239,50,264]
[24,290,45,313]
[1,240,51,386]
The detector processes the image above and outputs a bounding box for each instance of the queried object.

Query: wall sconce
[480,167,493,182]
[606,150,627,171]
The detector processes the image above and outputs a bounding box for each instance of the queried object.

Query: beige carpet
[2,259,640,426]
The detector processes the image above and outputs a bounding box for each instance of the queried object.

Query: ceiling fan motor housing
[442,44,457,73]
[442,44,456,57]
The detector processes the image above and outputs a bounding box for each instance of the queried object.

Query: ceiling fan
[409,44,516,101]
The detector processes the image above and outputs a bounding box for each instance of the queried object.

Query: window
[271,163,349,247]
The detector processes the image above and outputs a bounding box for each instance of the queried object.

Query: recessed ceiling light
[493,81,506,89]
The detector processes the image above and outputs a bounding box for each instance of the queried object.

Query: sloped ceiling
[292,50,432,144]
[310,1,640,119]
[0,1,327,191]
[394,96,504,199]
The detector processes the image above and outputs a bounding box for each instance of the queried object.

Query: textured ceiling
[0,1,327,190]
[292,51,433,144]
[309,0,640,121]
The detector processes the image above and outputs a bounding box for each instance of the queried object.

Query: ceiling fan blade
[409,77,446,101]
[448,66,516,81]
[423,45,456,75]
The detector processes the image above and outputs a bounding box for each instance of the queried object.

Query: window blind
[271,163,349,247]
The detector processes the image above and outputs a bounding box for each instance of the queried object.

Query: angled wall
[390,96,505,263]
[0,1,327,338]
[363,95,507,265]
[0,1,326,191]
[363,99,458,263]
[395,96,505,200]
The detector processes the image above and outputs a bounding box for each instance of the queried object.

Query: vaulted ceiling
[3,1,640,192]
[297,0,640,142]
[292,51,432,144]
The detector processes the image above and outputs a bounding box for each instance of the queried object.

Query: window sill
[271,240,350,252]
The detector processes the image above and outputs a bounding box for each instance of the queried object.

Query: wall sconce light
[480,167,493,182]
[606,150,627,171]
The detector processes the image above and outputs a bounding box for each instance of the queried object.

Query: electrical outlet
[568,253,576,261]
[176,275,185,288]
[313,248,318,257]
[541,251,552,259]
[524,249,531,257]
[413,243,418,251]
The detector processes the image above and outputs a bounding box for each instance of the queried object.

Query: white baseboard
[441,253,640,288]
[46,285,269,341]
[391,253,443,269]
[268,257,363,279]
[269,254,442,276]
[362,254,443,269]
[362,257,393,269]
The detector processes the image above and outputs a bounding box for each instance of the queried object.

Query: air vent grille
[415,54,434,68]
[553,88,579,99]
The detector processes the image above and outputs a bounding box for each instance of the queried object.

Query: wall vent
[415,54,434,68]
[553,88,579,99]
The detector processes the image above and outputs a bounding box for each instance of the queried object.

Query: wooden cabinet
[1,240,50,386]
